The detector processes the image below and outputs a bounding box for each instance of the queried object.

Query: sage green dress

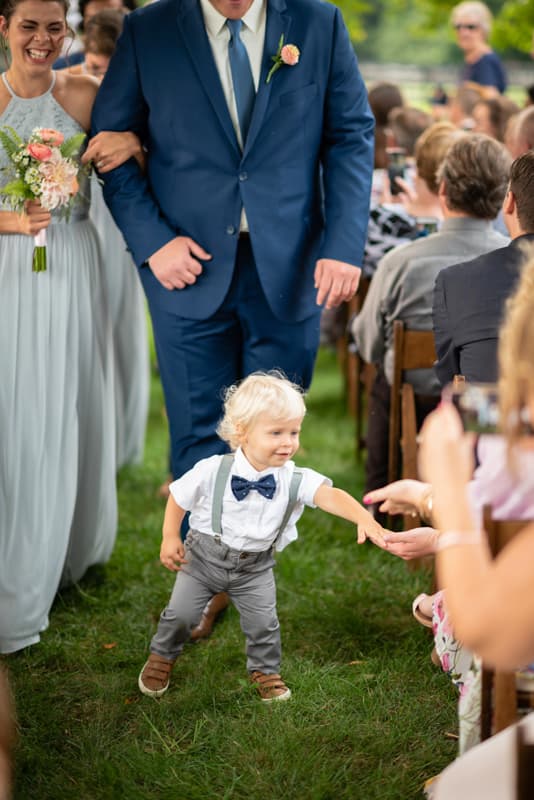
[0,73,117,653]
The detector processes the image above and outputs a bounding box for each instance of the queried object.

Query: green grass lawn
[4,348,457,800]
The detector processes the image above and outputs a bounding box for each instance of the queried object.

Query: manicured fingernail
[363,495,371,503]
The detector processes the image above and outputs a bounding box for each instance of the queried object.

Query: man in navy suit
[433,151,534,386]
[91,0,374,481]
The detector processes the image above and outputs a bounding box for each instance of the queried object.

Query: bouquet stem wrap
[32,228,47,273]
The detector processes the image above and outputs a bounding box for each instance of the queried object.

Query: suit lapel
[243,0,291,158]
[177,0,240,156]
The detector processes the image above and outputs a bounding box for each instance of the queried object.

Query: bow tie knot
[231,473,276,501]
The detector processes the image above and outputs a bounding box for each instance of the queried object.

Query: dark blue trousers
[146,236,321,479]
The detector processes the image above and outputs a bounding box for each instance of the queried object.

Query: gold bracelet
[436,530,484,551]
[420,487,433,522]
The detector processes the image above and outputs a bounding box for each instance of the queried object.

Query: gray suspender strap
[271,467,303,551]
[211,455,303,543]
[211,453,235,534]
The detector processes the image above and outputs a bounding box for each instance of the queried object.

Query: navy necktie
[231,474,276,501]
[226,18,255,143]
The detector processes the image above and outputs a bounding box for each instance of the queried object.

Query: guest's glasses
[453,23,479,31]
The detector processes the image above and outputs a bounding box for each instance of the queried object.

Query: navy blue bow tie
[231,474,276,501]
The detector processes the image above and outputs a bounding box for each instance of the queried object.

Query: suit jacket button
[226,225,236,235]
[239,172,248,182]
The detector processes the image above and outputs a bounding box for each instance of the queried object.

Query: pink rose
[280,44,300,66]
[27,143,53,162]
[38,128,64,146]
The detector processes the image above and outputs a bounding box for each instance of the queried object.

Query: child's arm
[160,495,188,572]
[313,485,386,546]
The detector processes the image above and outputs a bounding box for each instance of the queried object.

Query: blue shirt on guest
[461,52,507,93]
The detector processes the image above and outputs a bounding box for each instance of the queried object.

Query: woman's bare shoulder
[53,72,99,131]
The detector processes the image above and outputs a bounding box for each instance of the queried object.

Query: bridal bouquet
[0,126,86,272]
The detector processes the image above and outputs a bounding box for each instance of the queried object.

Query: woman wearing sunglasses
[451,1,507,95]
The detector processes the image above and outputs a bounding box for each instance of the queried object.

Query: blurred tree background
[337,0,533,65]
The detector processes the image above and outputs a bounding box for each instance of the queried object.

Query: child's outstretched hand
[160,536,188,572]
[356,520,386,547]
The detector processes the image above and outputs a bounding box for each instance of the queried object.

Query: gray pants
[150,530,281,673]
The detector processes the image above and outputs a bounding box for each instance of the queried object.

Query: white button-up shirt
[169,447,331,552]
[199,0,266,231]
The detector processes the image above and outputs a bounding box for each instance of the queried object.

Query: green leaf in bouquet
[0,177,34,208]
[60,132,87,160]
[0,126,22,159]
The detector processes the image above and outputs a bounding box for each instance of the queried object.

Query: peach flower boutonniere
[266,35,300,83]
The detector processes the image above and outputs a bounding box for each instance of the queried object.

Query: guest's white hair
[451,1,493,37]
[217,371,306,450]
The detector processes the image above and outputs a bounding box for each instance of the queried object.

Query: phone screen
[443,383,499,434]
[386,147,406,195]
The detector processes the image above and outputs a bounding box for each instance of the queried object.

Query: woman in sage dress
[71,8,149,468]
[0,0,140,653]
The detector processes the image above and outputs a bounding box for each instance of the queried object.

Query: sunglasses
[454,23,479,31]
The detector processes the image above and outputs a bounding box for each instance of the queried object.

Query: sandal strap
[251,672,287,690]
[144,656,174,679]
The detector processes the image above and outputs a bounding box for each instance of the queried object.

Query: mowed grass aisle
[6,348,457,800]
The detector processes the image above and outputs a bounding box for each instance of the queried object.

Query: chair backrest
[340,276,372,418]
[480,505,532,741]
[516,722,534,800]
[388,320,436,485]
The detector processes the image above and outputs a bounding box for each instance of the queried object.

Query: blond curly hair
[217,371,306,450]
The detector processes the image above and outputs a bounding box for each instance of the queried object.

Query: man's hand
[314,258,361,309]
[82,131,143,172]
[148,236,212,291]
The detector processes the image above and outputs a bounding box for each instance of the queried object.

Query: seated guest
[417,257,534,800]
[61,8,125,78]
[351,134,509,496]
[505,105,534,158]
[55,0,128,69]
[367,81,404,204]
[472,95,520,142]
[363,121,457,279]
[433,151,534,386]
[388,106,432,164]
[447,82,485,130]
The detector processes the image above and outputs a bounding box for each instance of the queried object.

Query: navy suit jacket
[432,235,534,385]
[91,0,374,322]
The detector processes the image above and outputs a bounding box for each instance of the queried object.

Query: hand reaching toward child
[313,484,386,546]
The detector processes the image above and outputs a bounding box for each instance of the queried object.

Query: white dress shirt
[169,447,331,552]
[199,0,266,231]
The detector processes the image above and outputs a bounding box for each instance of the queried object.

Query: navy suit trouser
[145,236,321,479]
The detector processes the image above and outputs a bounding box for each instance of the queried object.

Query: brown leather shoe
[190,592,230,641]
[138,654,175,697]
[250,671,291,702]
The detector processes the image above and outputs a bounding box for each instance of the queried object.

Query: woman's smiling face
[1,0,67,71]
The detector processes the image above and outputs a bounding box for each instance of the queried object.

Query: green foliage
[344,0,529,63]
[0,126,22,159]
[334,0,372,42]
[60,132,87,160]
[493,2,534,54]
[0,177,32,202]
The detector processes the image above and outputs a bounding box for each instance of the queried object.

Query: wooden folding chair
[388,320,437,491]
[516,722,534,800]
[480,505,534,741]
